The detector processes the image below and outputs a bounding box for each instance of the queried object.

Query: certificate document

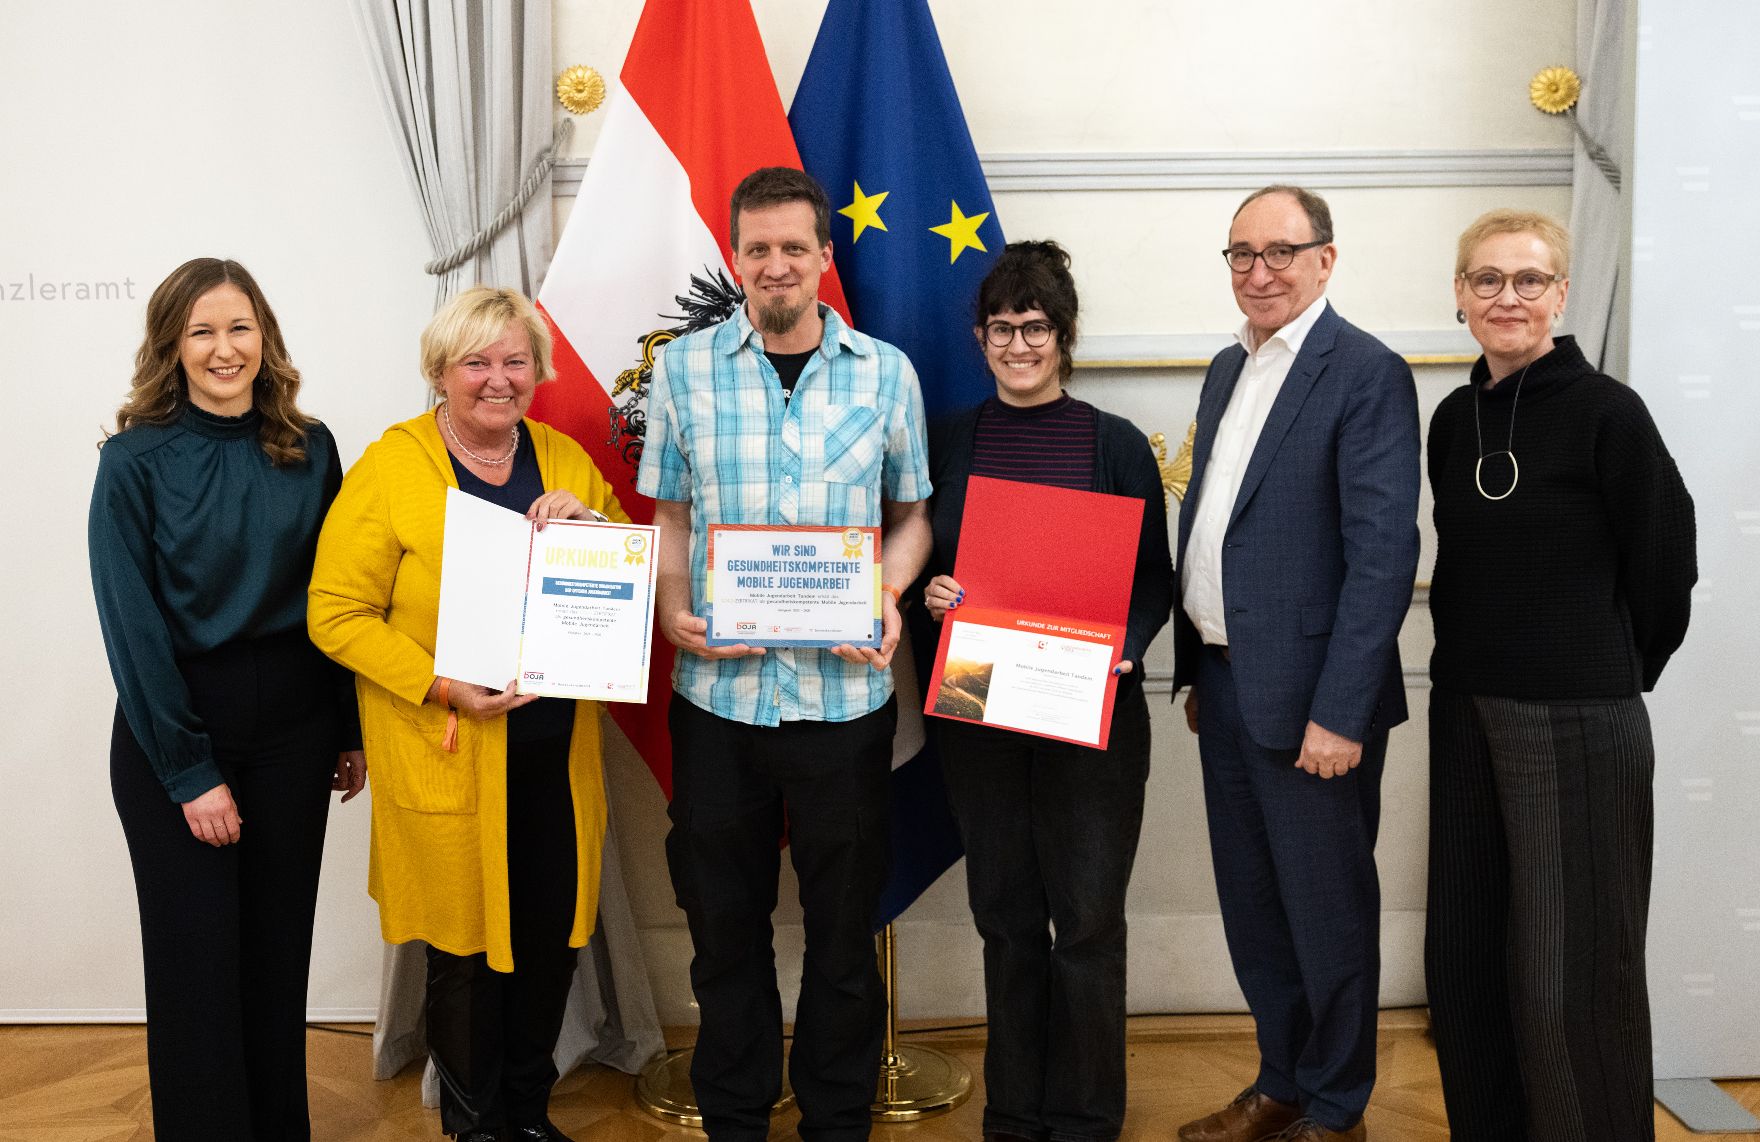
[704,524,881,648]
[922,475,1148,749]
[434,488,657,702]
[926,606,1123,748]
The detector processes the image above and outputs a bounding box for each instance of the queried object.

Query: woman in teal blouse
[89,258,364,1141]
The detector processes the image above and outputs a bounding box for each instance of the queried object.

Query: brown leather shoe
[1177,1087,1302,1142]
[1265,1118,1366,1141]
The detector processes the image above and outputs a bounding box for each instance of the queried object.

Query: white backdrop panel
[1629,0,1760,1081]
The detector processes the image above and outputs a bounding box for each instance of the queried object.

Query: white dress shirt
[1181,294,1330,645]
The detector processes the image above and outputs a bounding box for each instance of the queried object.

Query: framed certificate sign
[704,524,882,648]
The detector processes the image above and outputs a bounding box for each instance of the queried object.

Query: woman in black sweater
[1425,211,1696,1142]
[918,241,1172,1142]
[89,258,363,1141]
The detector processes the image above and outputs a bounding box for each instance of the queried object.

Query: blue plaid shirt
[637,304,932,726]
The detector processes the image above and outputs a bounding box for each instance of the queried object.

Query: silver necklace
[441,401,519,466]
[1472,361,1530,501]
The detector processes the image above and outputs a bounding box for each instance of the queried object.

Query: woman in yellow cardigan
[309,287,626,1142]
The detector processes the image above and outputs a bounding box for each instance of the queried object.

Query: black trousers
[109,630,339,1142]
[426,729,580,1135]
[665,694,896,1142]
[1194,646,1385,1132]
[1426,689,1657,1142]
[936,679,1151,1142]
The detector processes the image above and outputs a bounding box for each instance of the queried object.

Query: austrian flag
[529,0,846,795]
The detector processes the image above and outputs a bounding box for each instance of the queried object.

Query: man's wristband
[880,583,903,606]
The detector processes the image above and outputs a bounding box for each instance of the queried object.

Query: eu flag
[790,0,1003,418]
[790,0,1005,925]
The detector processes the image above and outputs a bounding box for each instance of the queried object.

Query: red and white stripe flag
[530,0,847,794]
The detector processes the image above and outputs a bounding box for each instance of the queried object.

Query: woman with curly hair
[89,257,364,1141]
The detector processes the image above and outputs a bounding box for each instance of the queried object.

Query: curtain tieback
[424,117,575,276]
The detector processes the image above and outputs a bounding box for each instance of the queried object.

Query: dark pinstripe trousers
[1425,689,1657,1142]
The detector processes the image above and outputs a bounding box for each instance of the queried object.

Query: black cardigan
[1427,336,1697,698]
[920,399,1174,673]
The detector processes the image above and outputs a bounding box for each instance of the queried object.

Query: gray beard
[755,295,812,338]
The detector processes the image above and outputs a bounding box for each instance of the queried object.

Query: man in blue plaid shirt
[636,167,933,1142]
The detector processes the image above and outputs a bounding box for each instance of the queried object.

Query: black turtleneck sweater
[1426,336,1696,699]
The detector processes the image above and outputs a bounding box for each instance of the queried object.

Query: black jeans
[426,728,580,1135]
[936,677,1151,1142]
[110,630,339,1142]
[665,694,896,1142]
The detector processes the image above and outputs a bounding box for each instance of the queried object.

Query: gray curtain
[1564,0,1629,373]
[353,0,556,303]
[348,0,665,1091]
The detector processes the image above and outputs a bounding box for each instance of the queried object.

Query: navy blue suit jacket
[1172,303,1420,750]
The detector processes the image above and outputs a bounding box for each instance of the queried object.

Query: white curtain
[347,0,665,1090]
[1563,0,1628,372]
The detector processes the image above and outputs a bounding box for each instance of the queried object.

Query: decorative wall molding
[1075,330,1480,369]
[552,148,1572,198]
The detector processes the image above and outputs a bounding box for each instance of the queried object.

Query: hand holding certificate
[434,488,658,702]
[923,476,1145,748]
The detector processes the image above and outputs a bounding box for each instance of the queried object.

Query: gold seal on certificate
[705,524,881,647]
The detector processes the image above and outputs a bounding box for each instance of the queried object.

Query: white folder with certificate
[434,487,658,702]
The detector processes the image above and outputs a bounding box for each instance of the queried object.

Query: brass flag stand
[635,924,970,1125]
[869,923,973,1121]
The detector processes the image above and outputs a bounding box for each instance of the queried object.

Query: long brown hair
[111,258,315,465]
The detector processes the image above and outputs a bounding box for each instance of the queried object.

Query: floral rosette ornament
[556,65,606,116]
[1529,66,1582,114]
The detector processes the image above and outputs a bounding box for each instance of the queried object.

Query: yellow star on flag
[930,201,990,264]
[838,182,890,243]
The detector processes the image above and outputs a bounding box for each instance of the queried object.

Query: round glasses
[1460,269,1562,300]
[984,320,1055,348]
[1222,239,1327,273]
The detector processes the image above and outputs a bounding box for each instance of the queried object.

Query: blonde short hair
[1455,209,1572,277]
[420,286,555,397]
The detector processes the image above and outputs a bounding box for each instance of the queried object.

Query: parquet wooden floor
[1,1012,1754,1141]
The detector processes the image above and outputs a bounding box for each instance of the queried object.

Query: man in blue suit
[1173,186,1420,1142]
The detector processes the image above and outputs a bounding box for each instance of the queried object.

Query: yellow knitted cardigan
[309,411,627,971]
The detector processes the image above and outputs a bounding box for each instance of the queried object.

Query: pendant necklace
[441,401,519,466]
[1472,361,1530,501]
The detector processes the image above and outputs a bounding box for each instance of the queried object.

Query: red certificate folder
[922,476,1145,748]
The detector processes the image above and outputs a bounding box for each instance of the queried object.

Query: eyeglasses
[1222,239,1327,273]
[983,320,1056,348]
[1460,268,1563,300]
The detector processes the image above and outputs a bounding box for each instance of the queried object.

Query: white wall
[0,1,435,1019]
[3,0,1584,1024]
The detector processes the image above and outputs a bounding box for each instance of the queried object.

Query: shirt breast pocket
[823,403,882,487]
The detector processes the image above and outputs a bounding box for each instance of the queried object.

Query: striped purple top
[970,393,1097,491]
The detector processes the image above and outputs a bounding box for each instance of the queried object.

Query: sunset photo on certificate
[933,656,993,720]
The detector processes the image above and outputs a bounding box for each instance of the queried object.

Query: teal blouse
[89,405,344,801]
